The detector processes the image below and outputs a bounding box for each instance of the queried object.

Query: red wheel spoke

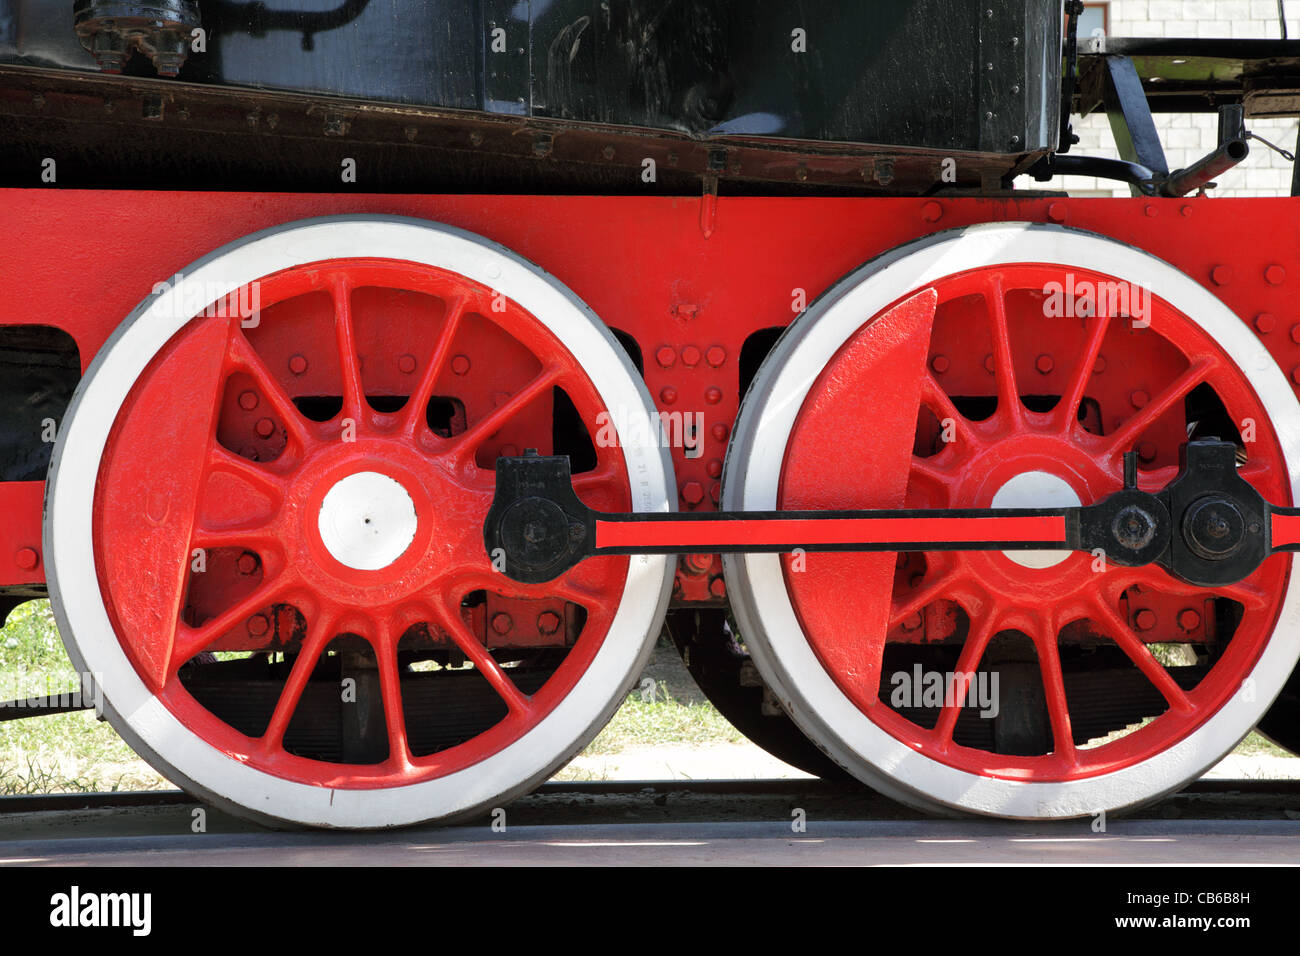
[171,575,294,674]
[551,561,609,607]
[1216,581,1271,612]
[932,613,996,747]
[451,365,563,459]
[920,375,974,449]
[259,611,337,753]
[1058,313,1112,431]
[430,600,532,716]
[1030,610,1077,766]
[1105,359,1215,457]
[573,460,625,510]
[890,575,955,629]
[983,272,1022,427]
[910,455,954,492]
[1088,596,1194,713]
[404,293,468,438]
[207,444,286,503]
[227,333,313,451]
[330,275,366,424]
[370,618,413,770]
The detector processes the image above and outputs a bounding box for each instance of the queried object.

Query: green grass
[580,683,744,755]
[0,601,169,793]
[0,597,1295,793]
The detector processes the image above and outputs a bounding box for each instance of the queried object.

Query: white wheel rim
[45,216,675,828]
[723,222,1300,818]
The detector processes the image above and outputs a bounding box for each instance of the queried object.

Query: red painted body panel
[3,190,1300,598]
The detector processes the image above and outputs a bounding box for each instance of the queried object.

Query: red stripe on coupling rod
[1272,512,1300,549]
[594,514,1069,551]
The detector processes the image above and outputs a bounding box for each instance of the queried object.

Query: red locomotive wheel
[723,224,1300,818]
[46,217,675,828]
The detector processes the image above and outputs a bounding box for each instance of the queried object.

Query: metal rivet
[931,354,951,374]
[15,548,38,571]
[705,387,723,405]
[288,354,308,375]
[711,423,729,442]
[451,354,471,375]
[706,459,723,478]
[1130,390,1149,409]
[238,390,259,411]
[660,387,678,405]
[922,201,942,223]
[247,614,270,637]
[1256,313,1277,334]
[398,354,417,374]
[255,418,276,438]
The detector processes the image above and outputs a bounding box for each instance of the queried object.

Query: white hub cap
[318,471,418,570]
[991,471,1082,568]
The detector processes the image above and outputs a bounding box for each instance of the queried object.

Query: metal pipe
[1160,138,1250,197]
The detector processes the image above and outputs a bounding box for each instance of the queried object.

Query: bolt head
[537,611,562,635]
[1211,265,1233,286]
[451,354,471,375]
[288,354,308,375]
[681,481,705,505]
[1035,354,1054,374]
[683,553,712,575]
[14,548,38,571]
[682,346,701,367]
[238,390,259,411]
[1134,608,1157,631]
[247,614,270,637]
[398,353,417,374]
[255,418,276,438]
[1266,265,1286,286]
[655,347,677,368]
[706,346,726,367]
[921,201,942,223]
[931,354,950,374]
[1256,313,1277,334]
[1177,608,1201,631]
[236,552,258,575]
[491,612,513,635]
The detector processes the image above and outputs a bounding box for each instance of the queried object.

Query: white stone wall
[1042,1,1298,196]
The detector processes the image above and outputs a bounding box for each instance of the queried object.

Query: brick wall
[1040,0,1298,196]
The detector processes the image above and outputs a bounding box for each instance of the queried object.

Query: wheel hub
[317,470,418,571]
[990,470,1081,569]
